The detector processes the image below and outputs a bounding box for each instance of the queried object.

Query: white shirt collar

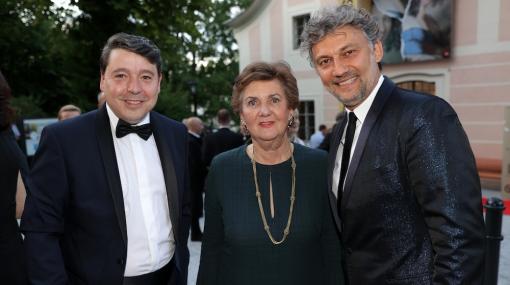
[106,103,151,133]
[347,75,384,124]
[188,131,201,138]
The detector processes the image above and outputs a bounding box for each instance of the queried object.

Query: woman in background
[197,62,344,285]
[0,70,28,284]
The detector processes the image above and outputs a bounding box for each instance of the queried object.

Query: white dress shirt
[333,75,384,198]
[106,104,175,276]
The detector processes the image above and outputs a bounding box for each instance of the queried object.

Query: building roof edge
[225,0,271,29]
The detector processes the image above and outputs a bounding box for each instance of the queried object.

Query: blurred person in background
[319,111,345,152]
[0,70,28,284]
[309,124,328,148]
[202,108,244,168]
[185,116,207,241]
[57,104,81,121]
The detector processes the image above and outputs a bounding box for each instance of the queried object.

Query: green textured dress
[197,143,344,285]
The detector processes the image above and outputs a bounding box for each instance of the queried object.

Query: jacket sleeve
[196,161,223,285]
[174,127,191,285]
[20,126,69,284]
[405,98,485,284]
[321,184,345,285]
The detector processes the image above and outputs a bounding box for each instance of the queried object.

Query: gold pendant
[270,172,274,219]
[250,143,296,245]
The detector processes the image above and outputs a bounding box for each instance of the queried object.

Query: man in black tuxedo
[301,5,485,284]
[21,33,190,285]
[202,108,244,168]
[184,117,207,241]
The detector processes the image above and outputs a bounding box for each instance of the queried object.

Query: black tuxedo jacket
[21,106,190,285]
[202,127,244,167]
[328,77,485,284]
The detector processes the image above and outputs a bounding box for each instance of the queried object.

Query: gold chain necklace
[250,145,296,245]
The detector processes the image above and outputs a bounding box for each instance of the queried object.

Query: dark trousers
[190,190,203,239]
[123,258,174,285]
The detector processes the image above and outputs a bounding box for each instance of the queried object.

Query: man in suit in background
[21,33,190,285]
[301,5,485,284]
[319,111,345,152]
[184,116,207,241]
[309,124,327,148]
[202,108,244,168]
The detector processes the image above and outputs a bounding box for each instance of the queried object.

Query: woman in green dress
[197,61,344,285]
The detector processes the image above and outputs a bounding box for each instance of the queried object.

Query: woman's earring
[241,120,249,135]
[287,116,294,128]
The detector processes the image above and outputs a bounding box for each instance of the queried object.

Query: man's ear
[99,73,105,92]
[373,40,384,63]
[157,73,163,93]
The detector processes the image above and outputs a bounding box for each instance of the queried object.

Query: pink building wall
[351,0,510,160]
[233,0,510,160]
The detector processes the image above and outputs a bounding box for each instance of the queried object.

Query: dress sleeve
[196,160,224,285]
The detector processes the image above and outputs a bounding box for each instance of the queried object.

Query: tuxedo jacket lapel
[341,78,396,208]
[95,106,127,246]
[328,116,347,229]
[151,113,180,241]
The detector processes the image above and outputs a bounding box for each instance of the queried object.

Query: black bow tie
[115,119,153,140]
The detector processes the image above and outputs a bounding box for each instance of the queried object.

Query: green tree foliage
[0,0,250,122]
[0,0,68,117]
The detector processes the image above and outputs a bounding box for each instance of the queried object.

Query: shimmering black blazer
[328,77,485,284]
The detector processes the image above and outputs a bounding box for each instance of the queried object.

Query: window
[293,14,310,50]
[396,80,436,95]
[298,101,315,140]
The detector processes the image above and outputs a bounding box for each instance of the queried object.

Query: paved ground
[188,238,202,285]
[188,189,510,284]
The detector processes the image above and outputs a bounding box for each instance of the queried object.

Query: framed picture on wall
[371,0,452,63]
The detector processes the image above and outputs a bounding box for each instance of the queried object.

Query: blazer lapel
[328,116,347,230]
[95,106,127,246]
[341,77,395,208]
[151,113,180,241]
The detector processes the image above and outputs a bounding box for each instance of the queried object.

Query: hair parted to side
[231,61,299,117]
[299,5,382,65]
[100,32,162,75]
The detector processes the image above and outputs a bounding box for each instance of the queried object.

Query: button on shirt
[333,75,384,198]
[106,104,175,276]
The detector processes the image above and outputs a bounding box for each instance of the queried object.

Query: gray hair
[300,5,382,65]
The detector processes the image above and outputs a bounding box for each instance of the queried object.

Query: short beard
[331,80,368,109]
